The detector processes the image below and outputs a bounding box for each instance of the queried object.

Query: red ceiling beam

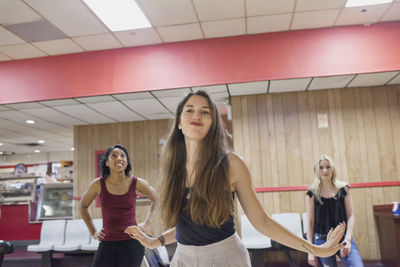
[0,21,399,104]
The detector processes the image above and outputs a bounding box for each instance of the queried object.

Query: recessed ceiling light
[0,152,3,155]
[83,0,151,31]
[34,150,40,153]
[346,0,392,7]
[0,143,2,146]
[26,119,36,124]
[70,147,75,151]
[38,140,45,144]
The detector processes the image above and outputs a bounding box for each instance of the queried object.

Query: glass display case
[0,173,39,204]
[36,183,73,220]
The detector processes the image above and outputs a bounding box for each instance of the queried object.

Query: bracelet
[157,234,165,246]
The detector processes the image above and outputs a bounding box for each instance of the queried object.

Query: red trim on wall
[0,22,399,104]
[0,163,42,169]
[255,181,400,192]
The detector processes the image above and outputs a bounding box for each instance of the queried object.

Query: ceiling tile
[335,4,391,26]
[0,53,12,62]
[247,0,295,16]
[387,72,400,85]
[157,96,182,113]
[137,0,197,27]
[0,105,11,111]
[157,23,203,42]
[32,38,83,55]
[75,95,115,104]
[5,102,44,109]
[144,113,174,120]
[193,0,244,21]
[202,18,245,38]
[0,43,47,59]
[39,99,81,107]
[381,3,400,21]
[21,107,89,126]
[122,98,169,115]
[25,0,108,37]
[152,88,191,98]
[112,92,153,100]
[4,20,67,42]
[0,0,42,25]
[228,81,269,96]
[269,78,311,93]
[248,13,291,34]
[291,9,340,30]
[52,104,116,124]
[348,71,399,87]
[72,33,122,51]
[114,28,162,47]
[87,101,145,122]
[0,26,26,46]
[193,84,227,93]
[295,0,346,12]
[308,75,355,90]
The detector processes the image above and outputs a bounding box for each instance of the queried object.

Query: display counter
[0,173,39,204]
[36,183,73,220]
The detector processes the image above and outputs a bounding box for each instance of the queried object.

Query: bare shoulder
[87,177,101,193]
[228,151,251,188]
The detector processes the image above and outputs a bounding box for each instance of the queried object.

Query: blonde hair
[309,155,347,204]
[160,91,232,228]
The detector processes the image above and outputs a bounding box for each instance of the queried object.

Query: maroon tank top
[99,176,137,241]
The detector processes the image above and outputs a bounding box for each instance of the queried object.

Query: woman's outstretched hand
[124,225,159,249]
[309,222,347,257]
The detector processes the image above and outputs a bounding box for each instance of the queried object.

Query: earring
[178,125,182,130]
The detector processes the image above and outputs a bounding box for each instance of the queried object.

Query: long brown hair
[160,90,232,228]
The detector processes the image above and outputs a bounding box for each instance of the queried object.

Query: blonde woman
[126,91,346,267]
[306,155,364,267]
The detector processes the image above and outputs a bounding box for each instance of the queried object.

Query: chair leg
[41,251,53,267]
[0,254,4,266]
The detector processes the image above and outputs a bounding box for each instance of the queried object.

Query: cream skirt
[170,233,251,267]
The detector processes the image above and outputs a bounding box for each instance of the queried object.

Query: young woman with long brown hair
[125,91,346,266]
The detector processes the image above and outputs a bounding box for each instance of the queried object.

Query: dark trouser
[92,239,144,267]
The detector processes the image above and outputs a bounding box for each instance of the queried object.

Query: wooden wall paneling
[231,97,244,161]
[313,91,334,158]
[271,93,290,213]
[365,187,379,259]
[307,92,320,162]
[387,85,400,181]
[247,95,263,205]
[133,121,145,178]
[282,93,304,211]
[372,87,397,185]
[340,88,361,179]
[266,95,281,213]
[297,92,317,187]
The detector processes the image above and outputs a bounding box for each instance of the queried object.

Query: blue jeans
[313,233,364,267]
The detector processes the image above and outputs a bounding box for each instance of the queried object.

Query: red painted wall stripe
[0,22,399,104]
[255,181,400,192]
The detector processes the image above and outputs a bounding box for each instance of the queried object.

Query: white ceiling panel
[144,113,174,120]
[137,0,197,26]
[292,9,340,30]
[0,53,11,61]
[86,101,145,122]
[112,92,153,101]
[33,38,84,55]
[269,78,311,93]
[5,102,44,110]
[387,73,400,85]
[0,0,42,25]
[114,28,162,47]
[295,0,347,12]
[335,4,391,26]
[39,99,81,107]
[122,98,170,115]
[72,33,122,51]
[24,0,109,37]
[0,43,47,59]
[193,84,227,94]
[308,75,355,90]
[157,96,182,113]
[152,88,191,98]
[157,23,203,42]
[348,71,399,87]
[381,3,400,21]
[0,26,26,46]
[246,0,295,16]
[228,81,269,96]
[75,95,115,104]
[202,18,245,38]
[20,107,89,126]
[0,106,11,111]
[247,13,291,34]
[193,0,244,21]
[52,105,116,124]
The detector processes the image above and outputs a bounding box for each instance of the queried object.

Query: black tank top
[176,188,235,246]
